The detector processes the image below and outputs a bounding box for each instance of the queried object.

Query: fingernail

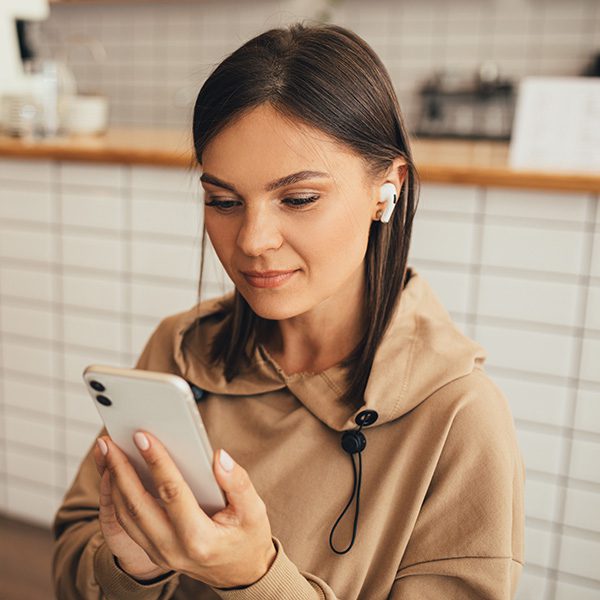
[134,431,150,451]
[219,449,234,472]
[97,438,108,456]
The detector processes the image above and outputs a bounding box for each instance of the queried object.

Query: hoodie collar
[173,268,487,432]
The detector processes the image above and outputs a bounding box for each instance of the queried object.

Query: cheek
[204,217,237,269]
[290,202,371,281]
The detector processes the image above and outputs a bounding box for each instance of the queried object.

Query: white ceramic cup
[60,93,108,135]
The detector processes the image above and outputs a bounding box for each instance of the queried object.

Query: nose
[236,204,283,257]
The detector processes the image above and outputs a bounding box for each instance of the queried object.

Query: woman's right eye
[205,199,240,212]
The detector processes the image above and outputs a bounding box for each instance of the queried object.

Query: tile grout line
[123,165,134,366]
[527,516,600,545]
[468,186,486,340]
[527,564,600,595]
[546,192,599,600]
[0,212,6,510]
[54,160,69,502]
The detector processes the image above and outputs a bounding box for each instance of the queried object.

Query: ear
[372,157,408,220]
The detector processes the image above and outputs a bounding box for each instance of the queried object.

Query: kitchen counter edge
[0,129,598,193]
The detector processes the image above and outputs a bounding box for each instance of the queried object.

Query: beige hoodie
[52,267,525,599]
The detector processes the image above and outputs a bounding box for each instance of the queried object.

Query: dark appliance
[415,62,516,141]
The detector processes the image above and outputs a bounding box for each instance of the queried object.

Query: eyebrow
[200,170,331,193]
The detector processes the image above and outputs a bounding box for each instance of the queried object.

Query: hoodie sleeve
[388,371,525,599]
[210,536,339,600]
[52,318,182,599]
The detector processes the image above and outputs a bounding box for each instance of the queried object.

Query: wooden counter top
[0,128,598,193]
[0,128,195,169]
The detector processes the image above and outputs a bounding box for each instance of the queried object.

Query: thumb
[213,449,264,522]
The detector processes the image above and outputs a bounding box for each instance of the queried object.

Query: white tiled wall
[33,0,600,131]
[412,182,600,600]
[1,159,599,600]
[0,157,230,527]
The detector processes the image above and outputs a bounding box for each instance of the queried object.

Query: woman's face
[200,103,387,321]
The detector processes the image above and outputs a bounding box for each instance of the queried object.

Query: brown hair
[191,21,419,410]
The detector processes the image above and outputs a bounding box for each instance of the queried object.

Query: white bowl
[60,94,109,135]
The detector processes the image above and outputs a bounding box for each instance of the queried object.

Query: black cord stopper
[187,381,205,402]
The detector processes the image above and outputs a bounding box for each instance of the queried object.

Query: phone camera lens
[96,395,112,406]
[90,380,105,392]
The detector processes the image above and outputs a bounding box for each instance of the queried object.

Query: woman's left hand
[98,431,277,589]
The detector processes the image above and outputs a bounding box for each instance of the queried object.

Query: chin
[239,288,306,321]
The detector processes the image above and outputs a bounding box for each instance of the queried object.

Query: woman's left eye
[283,195,319,207]
[205,194,319,212]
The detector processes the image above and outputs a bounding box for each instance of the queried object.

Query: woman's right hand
[93,438,171,581]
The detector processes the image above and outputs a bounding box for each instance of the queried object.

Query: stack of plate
[0,93,39,137]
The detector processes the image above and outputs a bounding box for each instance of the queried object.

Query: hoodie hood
[171,267,487,432]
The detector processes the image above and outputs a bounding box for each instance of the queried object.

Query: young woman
[52,22,525,599]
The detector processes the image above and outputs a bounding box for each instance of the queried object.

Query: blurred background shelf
[1,130,599,193]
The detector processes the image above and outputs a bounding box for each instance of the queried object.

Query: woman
[52,22,525,599]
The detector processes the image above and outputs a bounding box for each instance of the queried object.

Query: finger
[99,469,124,537]
[99,468,148,545]
[94,438,107,476]
[101,436,177,546]
[132,431,214,537]
[101,470,172,574]
[213,448,266,524]
[109,476,168,567]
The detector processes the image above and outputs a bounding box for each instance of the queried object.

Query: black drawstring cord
[329,409,377,555]
[329,431,363,554]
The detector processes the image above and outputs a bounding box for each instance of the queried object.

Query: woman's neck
[262,266,367,375]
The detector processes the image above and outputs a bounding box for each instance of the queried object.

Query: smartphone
[82,364,226,517]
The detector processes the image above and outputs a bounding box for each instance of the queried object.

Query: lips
[242,270,294,276]
[241,269,299,288]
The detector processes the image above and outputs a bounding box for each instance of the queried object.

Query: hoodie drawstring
[329,409,378,554]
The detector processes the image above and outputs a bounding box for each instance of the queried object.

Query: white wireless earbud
[379,183,398,223]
